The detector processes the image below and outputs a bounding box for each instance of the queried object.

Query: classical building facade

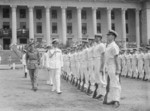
[0,0,149,50]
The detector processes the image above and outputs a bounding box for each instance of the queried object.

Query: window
[37,38,42,43]
[52,10,57,19]
[20,22,26,29]
[97,23,101,33]
[111,10,115,20]
[111,23,115,31]
[82,10,86,20]
[3,22,10,29]
[20,38,27,44]
[67,10,72,20]
[97,10,101,20]
[3,8,10,18]
[126,23,129,34]
[67,23,72,34]
[52,22,57,34]
[82,23,87,35]
[20,9,26,18]
[36,22,42,33]
[36,9,42,19]
[125,11,128,20]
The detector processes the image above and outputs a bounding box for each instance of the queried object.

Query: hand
[116,70,120,75]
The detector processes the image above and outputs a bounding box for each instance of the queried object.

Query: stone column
[62,6,67,45]
[77,7,82,40]
[29,6,34,39]
[92,7,97,35]
[121,8,127,49]
[135,9,140,49]
[12,5,17,44]
[107,8,112,30]
[45,6,51,45]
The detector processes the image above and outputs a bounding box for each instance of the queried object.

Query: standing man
[26,42,40,91]
[49,39,63,94]
[101,30,121,108]
[93,34,106,100]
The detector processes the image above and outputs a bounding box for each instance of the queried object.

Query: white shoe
[57,91,62,94]
[52,87,56,92]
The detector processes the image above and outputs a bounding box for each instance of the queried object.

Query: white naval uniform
[143,53,150,80]
[132,53,138,78]
[49,48,63,92]
[121,53,127,76]
[22,53,28,74]
[137,53,144,79]
[88,46,95,92]
[126,53,132,77]
[93,43,106,96]
[105,41,121,102]
[83,47,89,89]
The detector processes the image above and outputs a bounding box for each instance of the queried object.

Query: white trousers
[107,64,121,102]
[47,69,53,85]
[51,68,61,92]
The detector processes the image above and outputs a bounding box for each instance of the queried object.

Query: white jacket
[48,48,63,69]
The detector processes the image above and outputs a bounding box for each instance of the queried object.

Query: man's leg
[33,68,38,91]
[51,69,56,91]
[28,69,34,89]
[55,69,61,93]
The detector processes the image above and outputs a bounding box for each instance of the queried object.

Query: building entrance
[3,38,11,50]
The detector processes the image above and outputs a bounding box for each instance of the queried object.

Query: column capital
[92,7,98,11]
[135,8,141,12]
[28,5,34,9]
[106,7,112,12]
[45,6,51,9]
[61,6,67,10]
[11,5,17,9]
[121,8,127,15]
[77,6,83,10]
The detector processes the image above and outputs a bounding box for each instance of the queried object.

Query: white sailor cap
[107,30,118,38]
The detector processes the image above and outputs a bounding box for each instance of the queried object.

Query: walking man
[48,39,63,94]
[26,42,40,91]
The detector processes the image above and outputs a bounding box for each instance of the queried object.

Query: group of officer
[22,38,63,94]
[119,47,150,81]
[62,30,121,108]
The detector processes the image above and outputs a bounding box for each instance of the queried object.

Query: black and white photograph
[0,0,150,111]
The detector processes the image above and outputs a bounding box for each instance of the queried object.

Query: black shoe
[57,91,62,94]
[113,101,120,108]
[33,88,38,92]
[106,101,116,105]
[24,73,27,78]
[95,94,103,99]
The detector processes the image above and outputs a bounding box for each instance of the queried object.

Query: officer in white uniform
[102,30,121,108]
[48,39,63,94]
[93,34,106,100]
[143,48,150,81]
[131,49,138,78]
[137,48,144,79]
[46,46,53,86]
[22,49,28,78]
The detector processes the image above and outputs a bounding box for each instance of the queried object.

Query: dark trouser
[28,69,38,89]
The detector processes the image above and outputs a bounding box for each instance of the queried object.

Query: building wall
[0,0,145,49]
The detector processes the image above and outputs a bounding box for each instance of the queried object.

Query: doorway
[3,38,11,50]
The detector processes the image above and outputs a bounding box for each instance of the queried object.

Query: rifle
[103,74,110,104]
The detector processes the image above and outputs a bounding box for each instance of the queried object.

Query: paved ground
[0,69,150,111]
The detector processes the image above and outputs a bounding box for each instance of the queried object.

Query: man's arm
[100,52,105,73]
[115,54,120,75]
